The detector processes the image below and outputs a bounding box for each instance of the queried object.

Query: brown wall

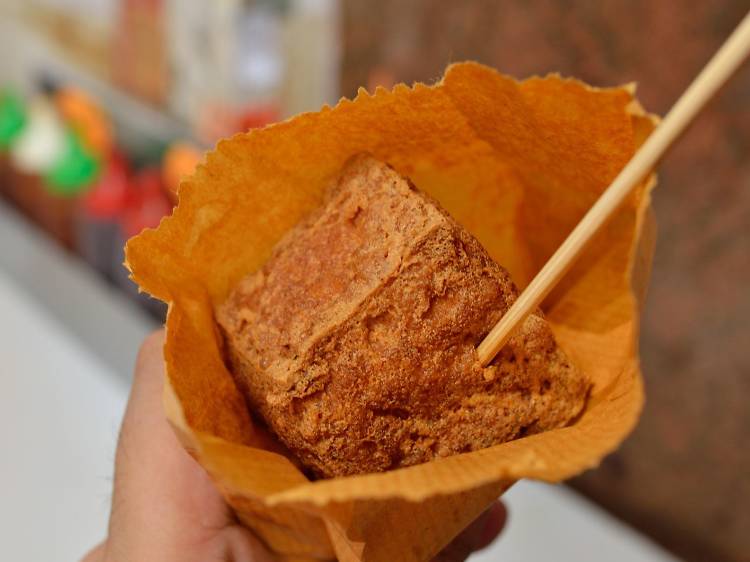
[342,2,750,561]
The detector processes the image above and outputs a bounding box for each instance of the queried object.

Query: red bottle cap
[237,103,279,131]
[82,150,131,219]
[121,167,173,239]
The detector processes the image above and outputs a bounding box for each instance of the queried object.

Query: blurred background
[0,1,747,561]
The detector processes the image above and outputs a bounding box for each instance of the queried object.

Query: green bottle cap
[45,130,101,196]
[0,90,27,149]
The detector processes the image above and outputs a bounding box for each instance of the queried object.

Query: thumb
[90,331,274,562]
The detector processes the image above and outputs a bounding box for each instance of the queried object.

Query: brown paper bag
[126,62,658,562]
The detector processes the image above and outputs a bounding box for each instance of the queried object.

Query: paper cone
[126,62,658,561]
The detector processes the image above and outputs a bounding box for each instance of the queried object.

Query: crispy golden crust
[217,155,590,478]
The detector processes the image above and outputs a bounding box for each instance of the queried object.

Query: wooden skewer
[477,11,750,367]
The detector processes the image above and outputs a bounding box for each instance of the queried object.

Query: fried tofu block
[217,155,589,478]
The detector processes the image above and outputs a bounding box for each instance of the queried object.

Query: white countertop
[0,269,128,561]
[0,203,678,561]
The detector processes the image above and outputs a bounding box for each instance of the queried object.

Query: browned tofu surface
[217,155,590,478]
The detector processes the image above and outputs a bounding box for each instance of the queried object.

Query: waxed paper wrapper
[126,62,658,562]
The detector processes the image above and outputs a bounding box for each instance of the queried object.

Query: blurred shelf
[0,10,202,157]
[42,61,201,152]
[0,265,128,561]
[0,198,156,381]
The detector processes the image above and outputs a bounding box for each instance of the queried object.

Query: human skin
[82,331,506,562]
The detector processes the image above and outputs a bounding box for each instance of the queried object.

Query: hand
[83,331,506,562]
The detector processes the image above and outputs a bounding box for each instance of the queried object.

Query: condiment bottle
[54,87,113,158]
[75,150,130,281]
[0,90,27,198]
[113,167,172,319]
[6,96,67,233]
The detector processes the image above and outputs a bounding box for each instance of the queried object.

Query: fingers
[103,331,272,562]
[105,330,223,559]
[432,501,507,562]
[474,501,507,550]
